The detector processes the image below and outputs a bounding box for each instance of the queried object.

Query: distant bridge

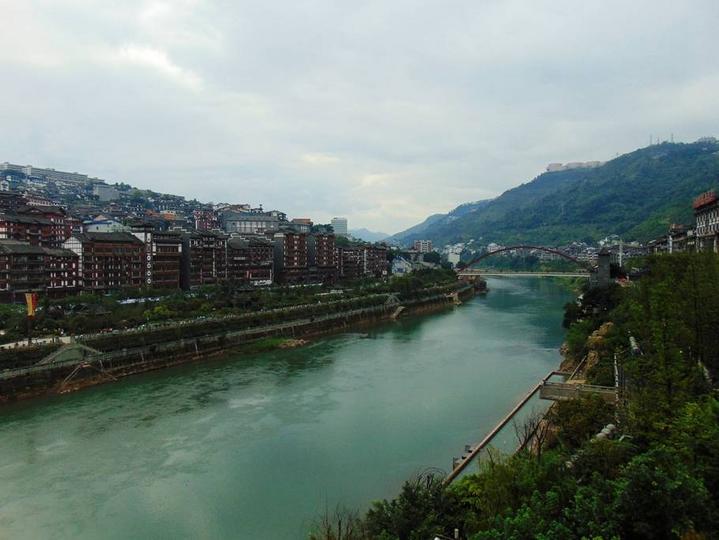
[459,270,589,278]
[456,245,593,273]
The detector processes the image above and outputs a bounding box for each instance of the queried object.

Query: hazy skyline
[2,1,718,233]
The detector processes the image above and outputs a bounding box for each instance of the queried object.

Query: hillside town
[0,162,393,301]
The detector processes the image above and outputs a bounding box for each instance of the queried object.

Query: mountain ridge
[388,140,719,247]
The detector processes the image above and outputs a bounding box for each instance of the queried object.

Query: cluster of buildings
[391,240,443,275]
[0,163,388,301]
[648,190,719,254]
[545,160,606,173]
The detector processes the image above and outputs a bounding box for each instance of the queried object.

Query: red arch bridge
[456,245,593,277]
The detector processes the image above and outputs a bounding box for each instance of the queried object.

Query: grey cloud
[2,0,718,233]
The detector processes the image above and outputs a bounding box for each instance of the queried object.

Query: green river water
[0,277,574,539]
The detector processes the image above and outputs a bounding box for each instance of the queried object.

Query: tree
[364,471,465,540]
[615,447,713,538]
[513,408,551,458]
[309,506,366,540]
[422,251,441,264]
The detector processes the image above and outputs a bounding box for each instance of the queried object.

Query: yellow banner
[25,293,38,318]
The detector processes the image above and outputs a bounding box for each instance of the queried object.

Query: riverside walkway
[444,370,559,483]
[445,365,617,483]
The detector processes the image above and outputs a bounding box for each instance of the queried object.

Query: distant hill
[387,200,493,245]
[388,140,719,247]
[349,228,389,242]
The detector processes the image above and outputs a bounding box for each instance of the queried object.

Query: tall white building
[331,217,348,236]
[413,240,433,253]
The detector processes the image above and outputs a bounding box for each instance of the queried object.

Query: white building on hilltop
[331,217,348,236]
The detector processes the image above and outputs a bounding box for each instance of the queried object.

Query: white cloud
[113,44,203,90]
[300,153,341,165]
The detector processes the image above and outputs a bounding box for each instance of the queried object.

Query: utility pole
[614,353,621,424]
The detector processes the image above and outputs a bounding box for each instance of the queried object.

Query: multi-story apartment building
[22,191,56,207]
[363,245,389,277]
[221,211,285,235]
[413,239,433,253]
[0,205,67,248]
[0,241,47,300]
[666,224,696,253]
[337,246,362,280]
[45,248,80,293]
[20,205,66,243]
[63,232,144,291]
[0,240,78,301]
[0,191,25,212]
[307,233,337,283]
[64,215,82,240]
[181,231,228,289]
[290,218,313,233]
[0,213,53,247]
[226,236,274,285]
[150,232,184,288]
[273,231,308,283]
[131,224,183,289]
[336,244,388,280]
[193,209,220,231]
[694,191,719,252]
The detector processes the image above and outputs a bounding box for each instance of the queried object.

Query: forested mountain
[388,140,719,247]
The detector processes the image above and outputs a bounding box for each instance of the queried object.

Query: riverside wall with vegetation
[0,269,476,402]
[0,269,456,345]
[309,253,719,540]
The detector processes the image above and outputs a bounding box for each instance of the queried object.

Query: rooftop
[71,232,144,244]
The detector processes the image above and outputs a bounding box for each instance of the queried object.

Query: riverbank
[0,283,477,403]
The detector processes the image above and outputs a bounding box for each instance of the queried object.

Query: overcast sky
[2,1,718,233]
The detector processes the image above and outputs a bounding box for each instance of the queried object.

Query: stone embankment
[0,284,477,402]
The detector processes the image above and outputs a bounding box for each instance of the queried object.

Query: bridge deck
[458,271,589,278]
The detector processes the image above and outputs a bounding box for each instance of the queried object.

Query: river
[0,277,573,539]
